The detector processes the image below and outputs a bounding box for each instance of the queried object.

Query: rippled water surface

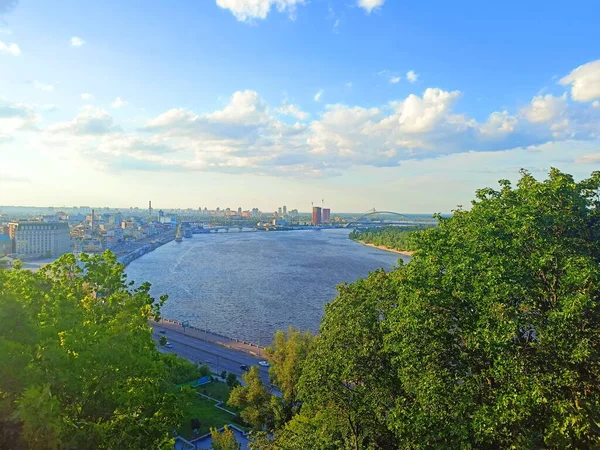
[126,229,407,344]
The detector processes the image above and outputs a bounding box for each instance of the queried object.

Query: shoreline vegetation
[357,240,415,256]
[348,225,424,254]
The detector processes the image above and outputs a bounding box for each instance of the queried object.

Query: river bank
[356,240,415,257]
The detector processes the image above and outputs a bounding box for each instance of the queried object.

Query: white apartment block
[9,222,71,258]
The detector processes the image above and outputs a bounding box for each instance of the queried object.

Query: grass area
[179,396,236,440]
[197,381,231,403]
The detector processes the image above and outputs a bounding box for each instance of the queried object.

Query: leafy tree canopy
[269,169,600,449]
[0,251,182,449]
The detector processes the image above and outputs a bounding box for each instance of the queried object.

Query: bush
[160,353,202,384]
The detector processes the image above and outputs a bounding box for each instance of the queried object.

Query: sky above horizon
[1,0,599,213]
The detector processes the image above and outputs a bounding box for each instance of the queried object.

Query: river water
[125,229,407,344]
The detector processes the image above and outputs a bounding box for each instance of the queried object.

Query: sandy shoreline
[357,241,415,257]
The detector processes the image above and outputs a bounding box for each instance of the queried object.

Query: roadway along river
[126,229,408,345]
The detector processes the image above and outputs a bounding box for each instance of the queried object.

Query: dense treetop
[349,226,423,252]
[0,251,185,450]
[244,169,600,449]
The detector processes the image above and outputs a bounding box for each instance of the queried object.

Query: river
[125,229,408,345]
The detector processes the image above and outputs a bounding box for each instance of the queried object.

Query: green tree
[228,367,274,431]
[211,425,241,450]
[0,251,182,449]
[226,372,239,388]
[159,335,167,346]
[265,326,315,421]
[279,169,600,449]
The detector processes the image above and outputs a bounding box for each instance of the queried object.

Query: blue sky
[1,0,599,213]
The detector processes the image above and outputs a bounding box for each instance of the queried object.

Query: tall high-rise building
[322,208,331,223]
[283,205,287,216]
[278,207,282,216]
[238,207,242,214]
[312,207,322,226]
[8,221,71,258]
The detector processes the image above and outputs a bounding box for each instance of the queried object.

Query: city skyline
[1,1,600,212]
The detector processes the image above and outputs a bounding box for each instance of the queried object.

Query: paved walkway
[155,318,267,357]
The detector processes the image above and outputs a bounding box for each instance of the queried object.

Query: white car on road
[258,360,270,367]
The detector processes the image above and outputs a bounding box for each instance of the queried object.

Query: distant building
[312,207,322,226]
[278,207,283,216]
[8,221,71,258]
[238,207,242,214]
[322,208,331,223]
[0,234,12,255]
[283,205,287,216]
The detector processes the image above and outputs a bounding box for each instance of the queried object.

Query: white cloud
[333,19,340,33]
[559,59,600,102]
[33,81,54,92]
[47,106,120,135]
[576,153,600,164]
[345,82,353,88]
[314,90,323,102]
[0,40,21,56]
[479,111,517,136]
[216,0,306,22]
[397,88,461,133]
[0,100,40,134]
[521,93,567,123]
[357,0,385,14]
[81,93,94,101]
[406,70,419,83]
[593,100,599,108]
[207,90,268,125]
[390,76,401,84]
[70,36,85,47]
[111,97,128,109]
[277,102,309,120]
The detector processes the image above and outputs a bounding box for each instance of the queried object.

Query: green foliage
[0,251,181,449]
[228,367,274,431]
[159,335,167,346]
[349,226,424,252]
[265,326,315,422]
[160,352,203,384]
[211,425,241,450]
[221,370,228,380]
[276,169,600,449]
[227,372,239,388]
[199,363,211,377]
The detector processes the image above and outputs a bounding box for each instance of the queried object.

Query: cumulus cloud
[522,93,567,123]
[0,40,20,55]
[357,0,385,14]
[81,93,94,101]
[479,111,518,136]
[406,70,419,83]
[560,60,600,102]
[70,36,85,47]
[33,80,54,92]
[389,76,401,84]
[216,0,306,22]
[397,88,461,133]
[276,102,309,120]
[47,106,121,135]
[314,90,323,101]
[111,97,127,109]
